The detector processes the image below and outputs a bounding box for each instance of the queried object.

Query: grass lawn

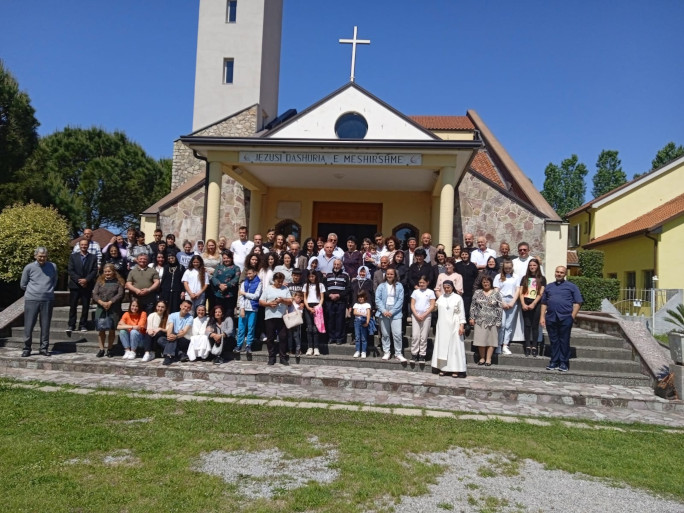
[1,381,683,512]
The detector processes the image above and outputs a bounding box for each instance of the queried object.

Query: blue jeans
[354,317,368,353]
[236,310,257,349]
[119,329,144,351]
[379,316,403,355]
[498,300,518,350]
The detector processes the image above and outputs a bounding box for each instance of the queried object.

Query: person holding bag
[92,264,124,358]
[259,272,292,365]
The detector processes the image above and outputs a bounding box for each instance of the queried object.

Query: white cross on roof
[339,26,371,83]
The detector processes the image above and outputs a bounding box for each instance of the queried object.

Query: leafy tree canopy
[0,202,71,282]
[651,141,684,170]
[18,127,171,236]
[0,60,39,209]
[592,150,626,198]
[541,154,588,218]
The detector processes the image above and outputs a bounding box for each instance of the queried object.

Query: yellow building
[566,155,684,290]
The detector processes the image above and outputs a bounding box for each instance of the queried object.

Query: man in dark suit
[67,239,98,335]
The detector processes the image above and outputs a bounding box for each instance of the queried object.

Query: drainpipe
[644,231,658,278]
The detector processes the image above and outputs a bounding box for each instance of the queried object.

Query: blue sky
[2,0,683,195]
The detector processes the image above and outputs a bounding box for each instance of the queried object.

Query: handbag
[283,309,303,329]
[96,310,113,331]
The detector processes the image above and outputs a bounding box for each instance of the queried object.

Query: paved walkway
[2,348,683,428]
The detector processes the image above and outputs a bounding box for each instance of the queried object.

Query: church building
[141,0,567,270]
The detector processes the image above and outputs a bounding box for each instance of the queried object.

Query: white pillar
[438,166,456,248]
[205,161,222,243]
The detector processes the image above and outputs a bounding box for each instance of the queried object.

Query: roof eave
[179,136,484,153]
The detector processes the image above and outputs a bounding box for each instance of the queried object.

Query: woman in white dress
[187,304,210,361]
[431,280,467,378]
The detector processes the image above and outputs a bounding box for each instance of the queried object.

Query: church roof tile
[470,150,505,188]
[409,115,474,130]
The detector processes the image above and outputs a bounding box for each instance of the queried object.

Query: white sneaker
[313,348,320,356]
[353,351,360,358]
[260,333,267,342]
[361,352,366,358]
[122,351,132,360]
[382,353,391,360]
[502,345,512,355]
[396,354,407,363]
[142,352,155,362]
[128,351,136,360]
[305,348,314,356]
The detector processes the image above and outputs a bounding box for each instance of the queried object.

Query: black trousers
[326,300,346,343]
[265,318,287,359]
[68,287,92,329]
[522,297,541,349]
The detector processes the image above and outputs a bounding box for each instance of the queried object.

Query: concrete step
[0,342,650,386]
[0,348,662,409]
[319,339,635,361]
[1,334,638,370]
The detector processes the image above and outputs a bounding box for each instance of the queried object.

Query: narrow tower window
[223,59,234,84]
[226,1,237,23]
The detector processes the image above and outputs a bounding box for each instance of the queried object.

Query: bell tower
[192,0,283,131]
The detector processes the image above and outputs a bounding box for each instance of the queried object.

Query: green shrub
[0,202,71,282]
[568,276,620,311]
[578,250,604,278]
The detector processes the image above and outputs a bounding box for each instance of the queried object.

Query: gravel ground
[390,448,684,513]
[195,437,339,499]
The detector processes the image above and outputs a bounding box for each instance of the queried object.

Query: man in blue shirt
[540,266,583,372]
[160,299,194,365]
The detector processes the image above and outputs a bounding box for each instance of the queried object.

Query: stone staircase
[0,304,651,387]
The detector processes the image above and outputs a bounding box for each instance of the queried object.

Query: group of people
[20,226,583,375]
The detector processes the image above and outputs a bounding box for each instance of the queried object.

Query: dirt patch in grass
[389,447,683,513]
[195,436,339,499]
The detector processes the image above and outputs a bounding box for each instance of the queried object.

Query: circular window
[335,112,368,139]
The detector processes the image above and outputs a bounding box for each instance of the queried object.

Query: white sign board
[239,151,422,166]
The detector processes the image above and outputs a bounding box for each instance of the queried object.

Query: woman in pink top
[435,258,463,298]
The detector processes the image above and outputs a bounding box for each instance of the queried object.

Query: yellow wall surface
[566,211,591,247]
[657,216,684,290]
[140,215,158,240]
[261,188,432,240]
[593,161,684,237]
[597,237,655,289]
[432,131,476,141]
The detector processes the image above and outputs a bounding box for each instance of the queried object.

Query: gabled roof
[409,115,474,131]
[70,228,115,248]
[584,192,684,247]
[567,154,684,217]
[263,82,439,140]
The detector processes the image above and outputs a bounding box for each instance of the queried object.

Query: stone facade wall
[455,172,546,262]
[159,175,249,244]
[171,105,258,189]
[163,106,258,242]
